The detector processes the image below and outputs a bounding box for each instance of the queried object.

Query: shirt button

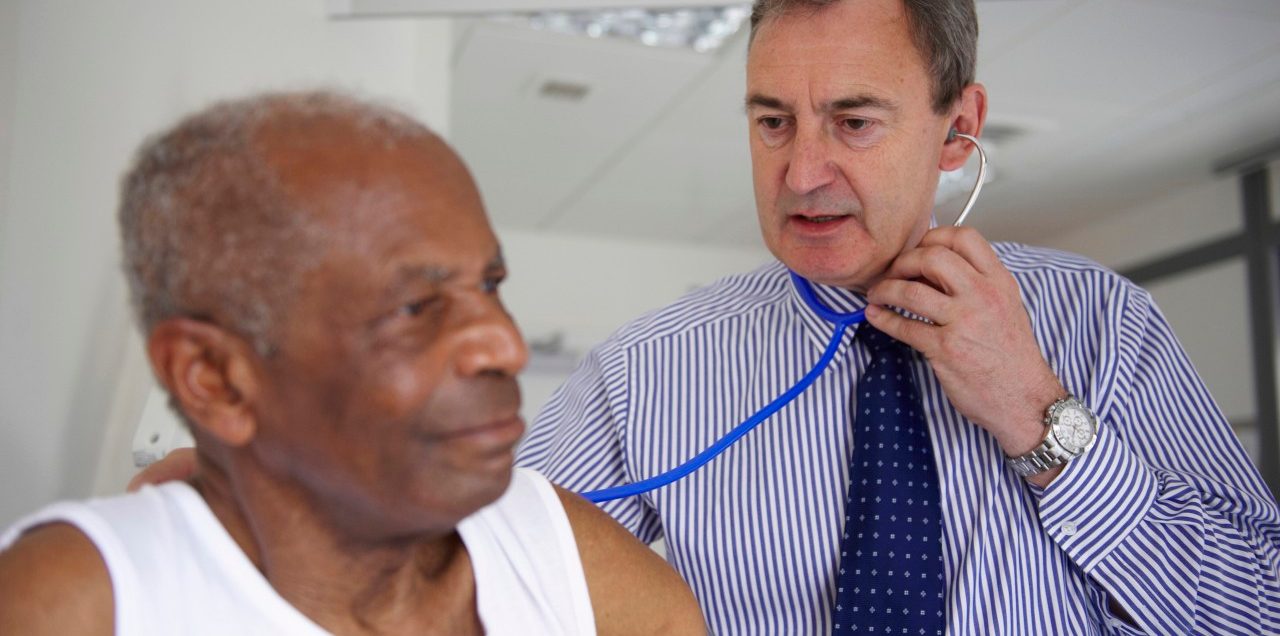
[1060,521,1078,536]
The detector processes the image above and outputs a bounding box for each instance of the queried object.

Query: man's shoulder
[993,241,1112,275]
[550,485,708,634]
[0,485,196,614]
[992,242,1145,299]
[991,242,1161,346]
[0,522,114,634]
[605,260,790,350]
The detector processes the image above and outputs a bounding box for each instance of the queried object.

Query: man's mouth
[788,212,854,231]
[435,415,525,442]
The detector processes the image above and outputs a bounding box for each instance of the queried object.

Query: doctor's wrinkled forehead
[748,0,978,114]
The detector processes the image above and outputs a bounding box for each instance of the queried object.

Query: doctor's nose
[784,129,839,196]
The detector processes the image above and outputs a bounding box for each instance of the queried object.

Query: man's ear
[939,83,988,172]
[146,319,262,447]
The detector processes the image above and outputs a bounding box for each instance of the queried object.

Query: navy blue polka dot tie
[831,326,945,635]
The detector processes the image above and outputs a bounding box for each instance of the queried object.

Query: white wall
[1045,175,1243,272]
[0,0,17,245]
[0,0,452,526]
[496,228,769,421]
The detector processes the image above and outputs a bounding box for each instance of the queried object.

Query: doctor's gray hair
[748,0,978,114]
[118,90,437,355]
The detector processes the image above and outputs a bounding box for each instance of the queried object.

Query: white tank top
[0,467,596,635]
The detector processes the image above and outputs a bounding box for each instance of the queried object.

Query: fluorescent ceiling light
[492,5,751,53]
[329,1,747,16]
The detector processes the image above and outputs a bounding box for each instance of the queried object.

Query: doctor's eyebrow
[745,94,789,112]
[744,93,899,113]
[829,95,898,112]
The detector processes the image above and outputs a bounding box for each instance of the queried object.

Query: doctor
[517,0,1280,634]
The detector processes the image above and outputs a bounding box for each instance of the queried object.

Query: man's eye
[481,276,503,294]
[841,118,872,132]
[399,296,441,318]
[759,116,788,130]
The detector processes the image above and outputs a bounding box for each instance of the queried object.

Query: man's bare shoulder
[0,522,114,635]
[553,487,707,636]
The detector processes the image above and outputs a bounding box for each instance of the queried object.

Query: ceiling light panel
[492,5,751,53]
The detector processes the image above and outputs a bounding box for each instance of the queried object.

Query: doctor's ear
[939,83,988,172]
[146,319,262,447]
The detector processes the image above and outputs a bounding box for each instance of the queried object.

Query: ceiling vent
[538,78,591,102]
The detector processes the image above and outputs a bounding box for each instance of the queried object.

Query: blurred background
[1,0,1278,526]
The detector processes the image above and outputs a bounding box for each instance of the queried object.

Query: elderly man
[0,92,705,635]
[518,0,1280,634]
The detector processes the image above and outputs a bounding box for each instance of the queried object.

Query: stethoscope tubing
[579,134,986,503]
[579,314,852,502]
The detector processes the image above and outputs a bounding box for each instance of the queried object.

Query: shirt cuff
[1034,423,1158,571]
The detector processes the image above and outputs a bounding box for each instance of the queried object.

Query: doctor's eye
[759,116,788,130]
[840,118,874,132]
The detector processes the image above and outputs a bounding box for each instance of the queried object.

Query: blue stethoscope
[581,132,988,503]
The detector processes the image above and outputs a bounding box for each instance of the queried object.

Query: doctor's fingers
[127,447,197,492]
[864,304,942,355]
[917,226,1002,276]
[882,244,980,296]
[866,279,957,326]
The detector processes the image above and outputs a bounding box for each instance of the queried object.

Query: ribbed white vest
[0,467,595,635]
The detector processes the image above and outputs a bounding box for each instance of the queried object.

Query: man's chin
[458,460,517,507]
[768,232,887,292]
[784,256,881,292]
[405,464,515,531]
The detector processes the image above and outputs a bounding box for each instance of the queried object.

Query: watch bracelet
[1007,397,1081,477]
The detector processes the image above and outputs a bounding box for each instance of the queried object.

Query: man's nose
[784,124,838,196]
[452,302,529,378]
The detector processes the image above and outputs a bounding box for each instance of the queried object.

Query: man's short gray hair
[749,0,978,114]
[118,90,437,354]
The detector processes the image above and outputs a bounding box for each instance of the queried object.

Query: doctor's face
[747,0,954,291]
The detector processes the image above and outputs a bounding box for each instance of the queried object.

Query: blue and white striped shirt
[517,243,1280,635]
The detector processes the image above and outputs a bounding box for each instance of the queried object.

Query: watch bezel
[1046,397,1098,455]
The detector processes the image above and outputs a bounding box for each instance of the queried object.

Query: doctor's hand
[126,447,197,492]
[864,227,1066,482]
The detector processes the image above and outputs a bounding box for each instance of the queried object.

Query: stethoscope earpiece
[945,130,986,227]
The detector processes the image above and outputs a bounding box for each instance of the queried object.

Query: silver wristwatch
[1006,396,1098,478]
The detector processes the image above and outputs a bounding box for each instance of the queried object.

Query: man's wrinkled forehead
[748,0,918,66]
[254,116,457,213]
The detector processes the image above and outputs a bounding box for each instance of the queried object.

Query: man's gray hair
[749,0,978,114]
[118,90,437,354]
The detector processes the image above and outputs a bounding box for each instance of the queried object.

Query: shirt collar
[782,213,942,350]
[784,268,868,352]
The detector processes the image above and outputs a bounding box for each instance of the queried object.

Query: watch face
[1054,405,1097,453]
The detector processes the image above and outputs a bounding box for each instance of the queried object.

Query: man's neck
[191,454,483,635]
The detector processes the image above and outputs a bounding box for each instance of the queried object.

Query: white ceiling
[329,0,743,15]
[448,0,1280,249]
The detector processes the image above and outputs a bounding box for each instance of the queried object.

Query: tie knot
[856,325,901,355]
